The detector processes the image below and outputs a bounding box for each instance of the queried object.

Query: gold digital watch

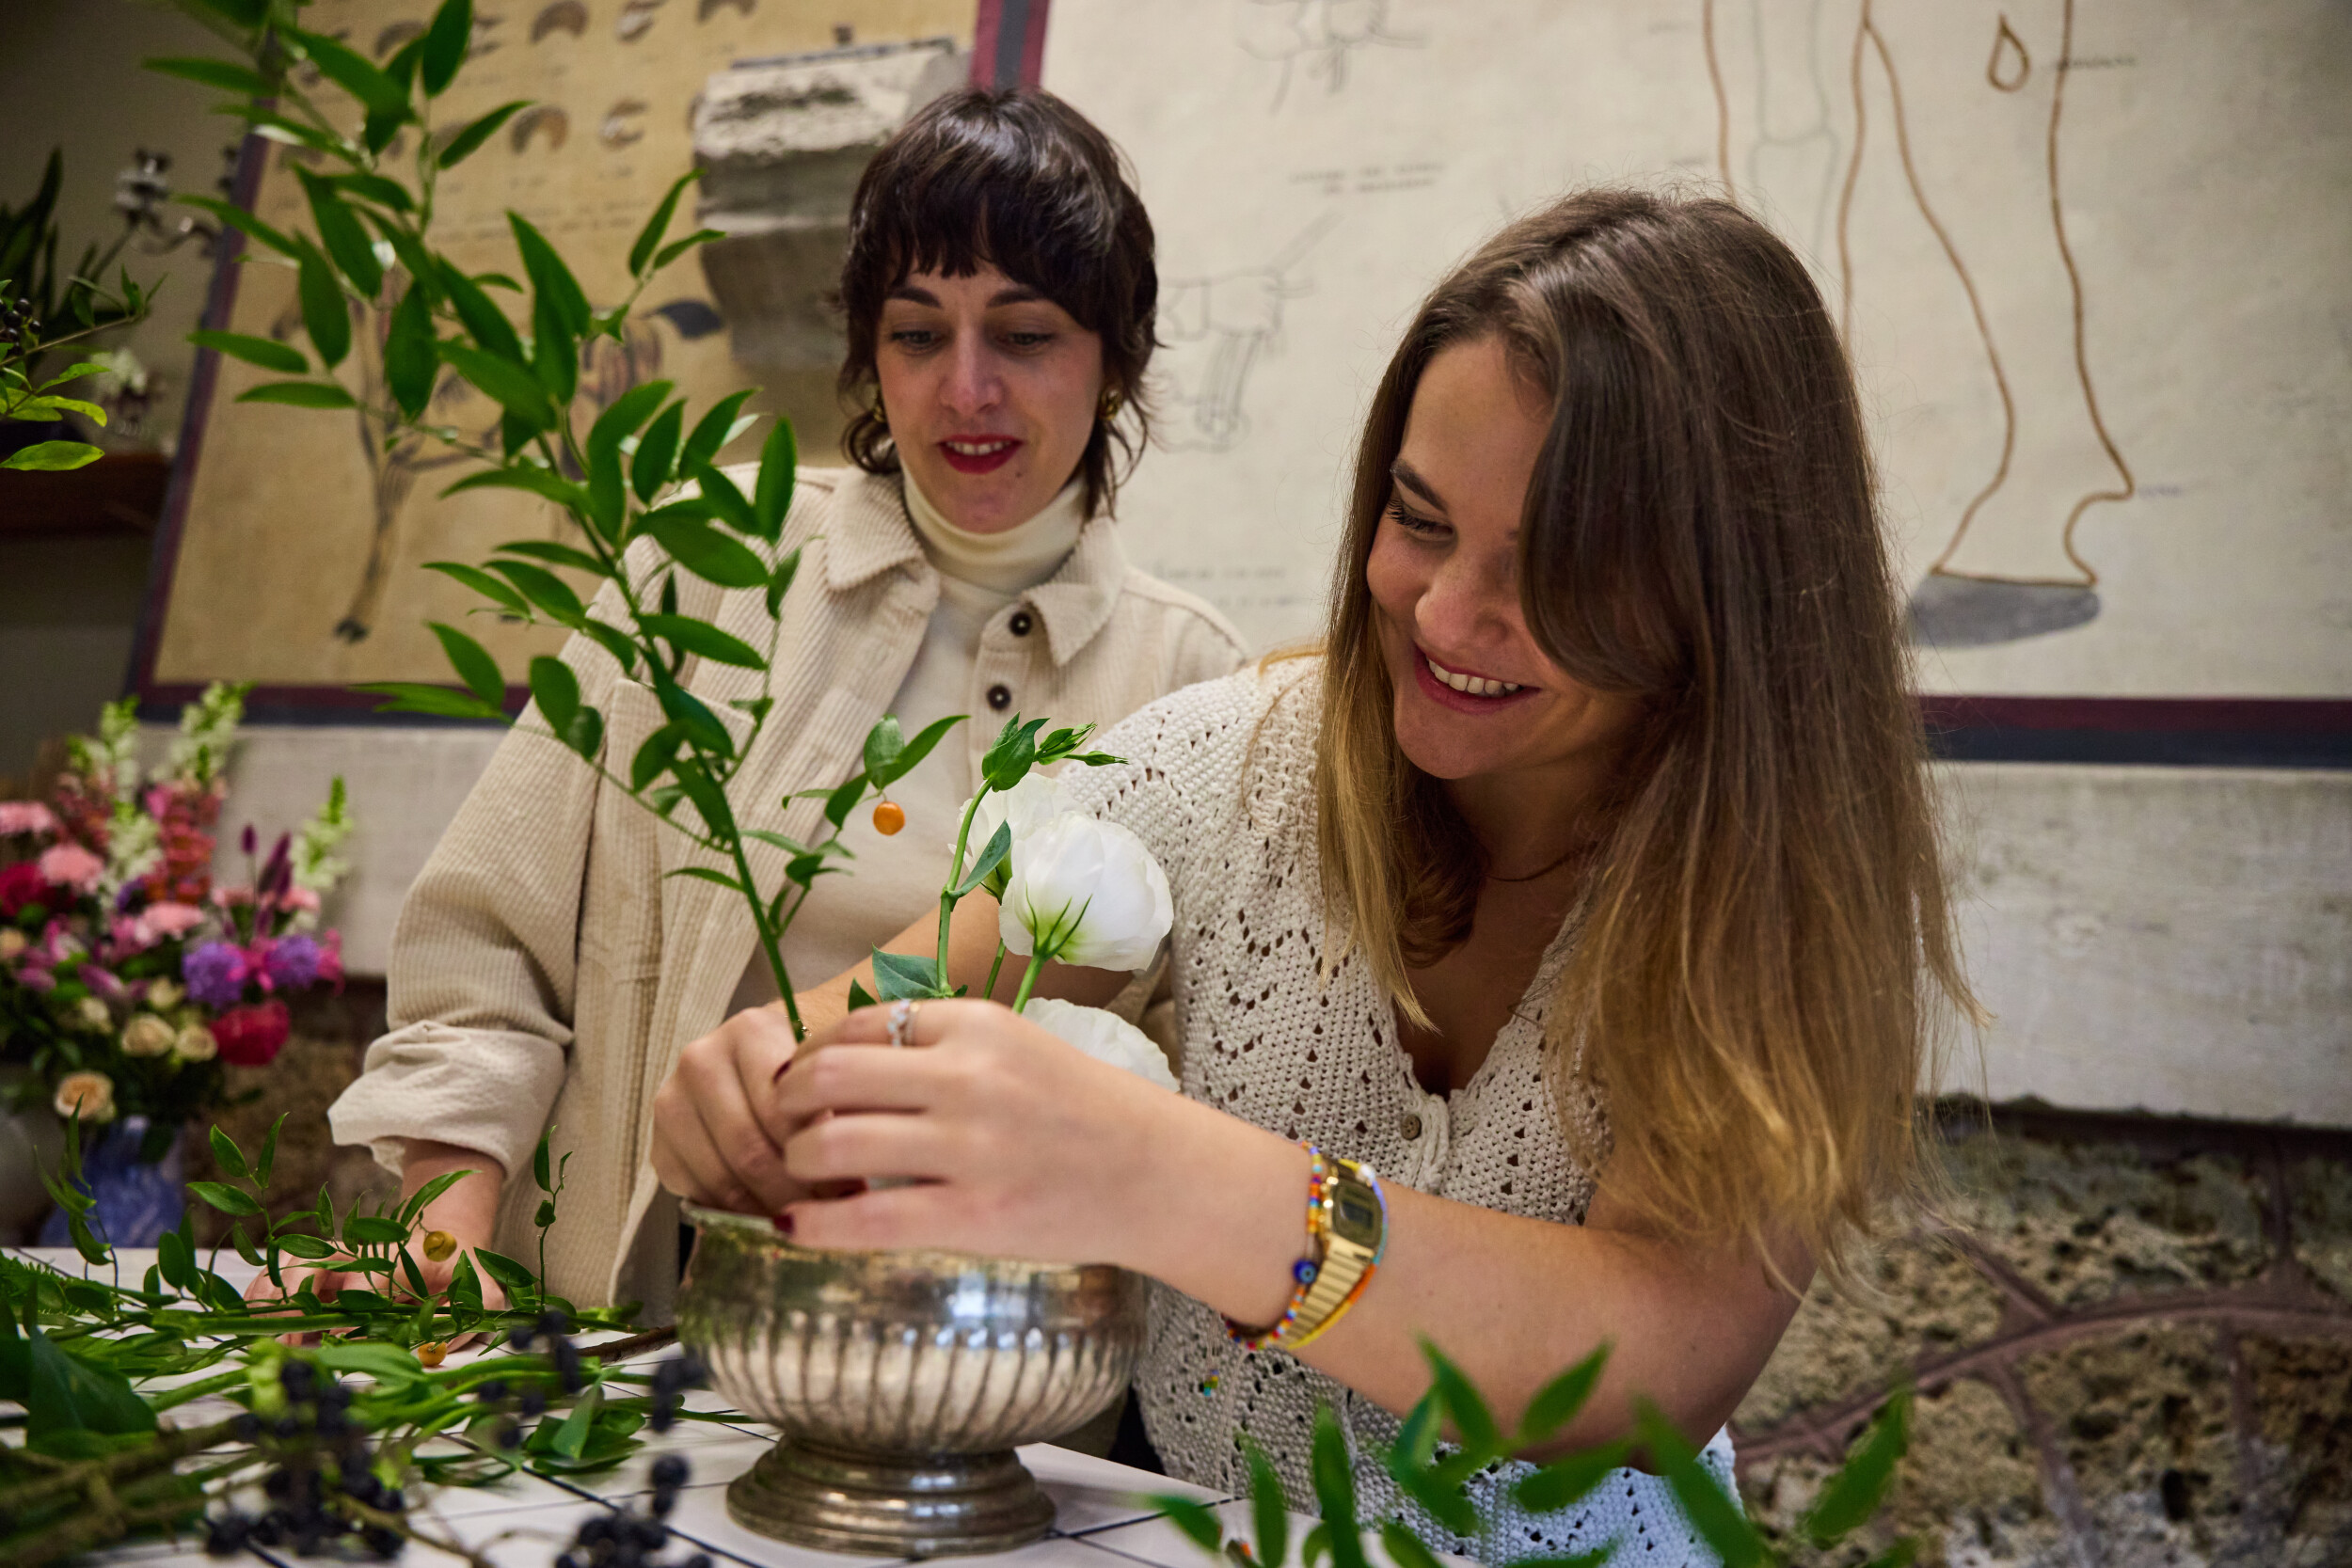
[1282,1154,1387,1350]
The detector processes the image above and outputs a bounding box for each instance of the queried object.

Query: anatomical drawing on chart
[1155,213,1339,453]
[1707,0,2135,648]
[1235,0,1422,112]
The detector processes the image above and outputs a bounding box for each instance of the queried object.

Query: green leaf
[952,821,1012,897]
[145,55,275,94]
[437,100,531,168]
[632,401,686,504]
[822,769,866,831]
[296,244,352,369]
[442,341,553,429]
[665,865,744,894]
[342,1213,409,1246]
[980,715,1047,792]
[1311,1407,1366,1568]
[1420,1340,1502,1465]
[511,212,591,339]
[652,229,727,272]
[532,281,578,406]
[333,172,415,214]
[236,380,358,409]
[1508,1439,1632,1514]
[385,284,437,419]
[35,361,115,392]
[564,705,603,760]
[1518,1343,1610,1449]
[295,168,384,297]
[1246,1439,1290,1568]
[441,463,587,511]
[528,656,581,733]
[579,618,640,676]
[430,620,508,708]
[487,560,587,625]
[644,514,769,589]
[24,1331,156,1440]
[497,539,611,577]
[157,1228,199,1291]
[688,458,758,536]
[291,28,409,118]
[357,681,505,719]
[0,441,103,471]
[589,378,672,462]
[1151,1496,1224,1555]
[1805,1386,1912,1546]
[1301,1524,1331,1568]
[637,613,764,670]
[423,562,526,615]
[658,687,735,758]
[188,329,306,374]
[630,722,686,791]
[753,416,797,540]
[258,1111,286,1186]
[876,714,963,788]
[1380,1522,1446,1568]
[765,543,803,618]
[447,1249,485,1314]
[679,388,754,473]
[863,715,905,783]
[275,1231,335,1260]
[628,168,702,277]
[421,0,472,95]
[474,1248,539,1295]
[1632,1401,1768,1568]
[208,1126,250,1180]
[846,977,878,1013]
[440,261,527,363]
[548,1380,604,1459]
[399,1168,473,1227]
[177,193,302,260]
[870,947,944,1002]
[314,1341,428,1383]
[186,1180,263,1217]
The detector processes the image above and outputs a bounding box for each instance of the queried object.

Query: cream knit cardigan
[327,466,1246,1315]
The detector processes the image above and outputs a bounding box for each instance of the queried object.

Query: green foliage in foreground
[1152,1341,1916,1568]
[0,150,156,472]
[0,1120,686,1567]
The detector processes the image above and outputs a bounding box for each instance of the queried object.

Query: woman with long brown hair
[656,186,1975,1563]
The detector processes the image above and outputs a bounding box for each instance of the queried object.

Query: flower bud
[998,811,1171,973]
[421,1229,456,1262]
[121,1012,177,1056]
[54,1070,117,1122]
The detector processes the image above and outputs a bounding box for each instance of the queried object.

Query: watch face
[1331,1186,1382,1246]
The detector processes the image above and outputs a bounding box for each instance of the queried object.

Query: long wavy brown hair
[1314,187,1977,1279]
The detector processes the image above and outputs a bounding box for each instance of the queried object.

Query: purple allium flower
[263,932,322,991]
[183,940,249,1009]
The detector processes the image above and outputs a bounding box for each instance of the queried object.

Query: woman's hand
[767,999,1186,1266]
[651,1003,805,1214]
[243,1140,507,1340]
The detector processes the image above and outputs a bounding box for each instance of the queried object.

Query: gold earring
[870,389,888,429]
[1098,388,1123,422]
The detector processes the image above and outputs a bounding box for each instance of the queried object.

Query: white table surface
[4,1247,1282,1568]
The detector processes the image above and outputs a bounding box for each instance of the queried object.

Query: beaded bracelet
[1225,1148,1333,1352]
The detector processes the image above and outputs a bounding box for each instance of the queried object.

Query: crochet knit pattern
[1065,660,1738,1566]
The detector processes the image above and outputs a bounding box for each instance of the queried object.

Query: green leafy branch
[1,149,157,471]
[1152,1341,1915,1568]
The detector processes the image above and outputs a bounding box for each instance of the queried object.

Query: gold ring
[886,999,920,1049]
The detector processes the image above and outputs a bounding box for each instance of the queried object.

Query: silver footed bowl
[675,1206,1149,1558]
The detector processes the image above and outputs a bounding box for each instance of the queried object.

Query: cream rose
[1021,998,1180,1093]
[54,1071,117,1122]
[121,1012,177,1057]
[172,1024,218,1063]
[998,812,1173,974]
[75,995,111,1030]
[146,977,183,1009]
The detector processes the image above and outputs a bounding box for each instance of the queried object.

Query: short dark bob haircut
[836,87,1157,519]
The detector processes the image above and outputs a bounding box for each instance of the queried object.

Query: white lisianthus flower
[173,1024,218,1063]
[54,1070,117,1122]
[1022,998,1179,1093]
[999,812,1172,973]
[121,1013,177,1057]
[959,772,1080,896]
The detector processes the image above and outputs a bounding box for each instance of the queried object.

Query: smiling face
[1365,335,1644,794]
[874,265,1106,535]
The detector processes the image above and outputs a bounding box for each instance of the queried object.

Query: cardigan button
[1399,1112,1423,1141]
[987,683,1013,711]
[1009,610,1034,637]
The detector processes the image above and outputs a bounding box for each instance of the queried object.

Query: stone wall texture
[1734,1110,2352,1568]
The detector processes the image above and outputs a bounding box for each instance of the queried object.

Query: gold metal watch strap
[1282,1157,1384,1348]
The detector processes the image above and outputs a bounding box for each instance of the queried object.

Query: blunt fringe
[835,87,1156,518]
[1313,187,1978,1284]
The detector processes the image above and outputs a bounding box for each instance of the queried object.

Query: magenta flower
[36,843,104,893]
[183,940,250,1009]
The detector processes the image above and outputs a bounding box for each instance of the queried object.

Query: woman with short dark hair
[318,87,1244,1317]
[665,187,1977,1564]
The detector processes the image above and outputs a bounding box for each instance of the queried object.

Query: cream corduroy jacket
[326,466,1247,1315]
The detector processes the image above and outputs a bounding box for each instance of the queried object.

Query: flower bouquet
[0,682,353,1243]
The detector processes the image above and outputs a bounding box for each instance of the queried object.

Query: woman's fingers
[780,1178,962,1253]
[654,1007,804,1211]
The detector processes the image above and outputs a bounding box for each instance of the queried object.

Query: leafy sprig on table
[1153,1341,1916,1568]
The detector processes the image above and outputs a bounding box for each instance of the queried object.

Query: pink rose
[281,886,322,914]
[139,901,208,940]
[36,843,104,893]
[0,802,59,838]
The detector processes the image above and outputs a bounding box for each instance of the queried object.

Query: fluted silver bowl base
[727,1438,1054,1558]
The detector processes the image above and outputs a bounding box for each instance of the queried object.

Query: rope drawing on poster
[1155,212,1338,453]
[1237,0,1422,112]
[1706,0,2135,649]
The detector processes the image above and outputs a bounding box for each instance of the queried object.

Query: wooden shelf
[0,451,171,537]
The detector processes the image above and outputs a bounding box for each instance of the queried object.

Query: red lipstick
[937,436,1022,475]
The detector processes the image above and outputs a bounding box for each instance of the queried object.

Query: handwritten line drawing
[1154,212,1337,453]
[1706,0,2134,646]
[1236,0,1422,113]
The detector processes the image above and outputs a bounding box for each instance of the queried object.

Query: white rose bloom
[998,812,1172,973]
[1022,999,1180,1094]
[173,1024,218,1062]
[121,1013,177,1056]
[147,977,183,1009]
[958,772,1080,895]
[76,996,111,1030]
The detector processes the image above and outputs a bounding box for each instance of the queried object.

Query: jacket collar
[819,467,1130,667]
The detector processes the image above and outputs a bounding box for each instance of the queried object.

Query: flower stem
[1009,952,1049,1014]
[936,791,987,984]
[983,940,1008,1004]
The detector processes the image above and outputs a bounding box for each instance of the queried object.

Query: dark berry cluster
[645,1353,707,1434]
[1,294,37,354]
[207,1359,405,1559]
[554,1453,709,1568]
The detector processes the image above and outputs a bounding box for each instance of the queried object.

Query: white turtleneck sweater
[729,469,1087,1011]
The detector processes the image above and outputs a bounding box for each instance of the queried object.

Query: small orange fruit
[872,800,906,836]
[416,1340,448,1368]
[421,1229,456,1262]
